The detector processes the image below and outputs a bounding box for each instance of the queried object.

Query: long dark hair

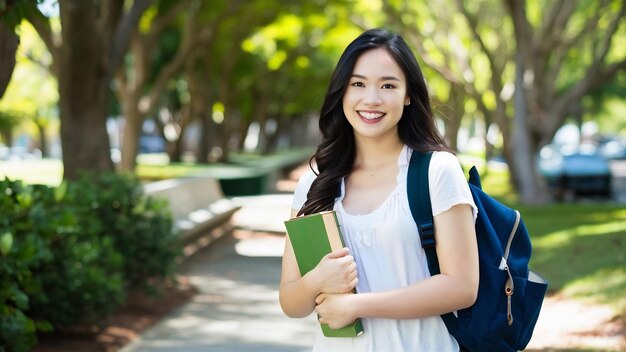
[298,28,448,216]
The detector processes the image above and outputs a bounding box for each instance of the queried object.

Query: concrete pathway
[120,191,626,352]
[120,194,317,352]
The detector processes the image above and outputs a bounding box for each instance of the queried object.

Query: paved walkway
[120,192,626,351]
[120,194,317,352]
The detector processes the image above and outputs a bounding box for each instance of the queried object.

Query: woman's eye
[382,83,395,89]
[351,82,364,87]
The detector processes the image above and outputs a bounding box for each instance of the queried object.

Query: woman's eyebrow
[351,74,401,81]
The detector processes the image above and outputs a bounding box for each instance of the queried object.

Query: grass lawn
[0,157,198,185]
[0,159,63,186]
[0,148,315,184]
[2,154,625,319]
[521,203,626,315]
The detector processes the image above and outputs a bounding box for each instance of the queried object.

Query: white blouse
[291,146,477,352]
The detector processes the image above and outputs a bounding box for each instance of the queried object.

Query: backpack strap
[407,151,440,275]
[407,150,465,345]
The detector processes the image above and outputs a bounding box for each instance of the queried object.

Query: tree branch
[457,0,506,95]
[552,56,626,139]
[590,58,626,91]
[26,8,57,62]
[591,0,626,71]
[544,2,605,95]
[382,3,462,84]
[504,0,533,65]
[537,0,567,42]
[109,0,154,75]
[458,1,510,139]
[130,0,244,117]
[145,0,191,54]
[536,0,576,55]
[139,7,199,115]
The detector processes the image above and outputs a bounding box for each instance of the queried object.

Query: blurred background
[0,0,624,202]
[0,0,625,351]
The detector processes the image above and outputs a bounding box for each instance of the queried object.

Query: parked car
[138,135,166,154]
[538,143,612,200]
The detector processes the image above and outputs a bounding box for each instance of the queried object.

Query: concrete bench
[143,176,241,249]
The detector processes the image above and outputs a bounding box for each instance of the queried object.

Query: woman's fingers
[326,247,350,259]
[315,293,326,305]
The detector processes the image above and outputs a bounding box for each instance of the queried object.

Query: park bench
[143,176,241,253]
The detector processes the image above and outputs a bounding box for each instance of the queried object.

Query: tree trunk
[115,38,146,172]
[217,107,231,162]
[439,84,464,152]
[511,52,547,204]
[196,113,211,163]
[58,1,113,180]
[24,0,153,178]
[0,129,12,147]
[0,21,18,99]
[263,114,285,154]
[217,70,235,162]
[119,103,142,171]
[183,61,211,163]
[238,117,252,151]
[165,105,187,163]
[36,124,47,157]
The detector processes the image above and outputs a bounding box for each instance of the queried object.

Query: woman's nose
[363,88,382,105]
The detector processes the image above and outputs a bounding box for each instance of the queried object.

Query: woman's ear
[404,97,411,106]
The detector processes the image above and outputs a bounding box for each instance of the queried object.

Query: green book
[284,210,364,338]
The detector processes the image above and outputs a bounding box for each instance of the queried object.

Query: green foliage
[0,179,42,352]
[71,172,179,289]
[0,110,21,130]
[24,183,125,327]
[0,20,58,142]
[0,172,178,351]
[0,0,43,29]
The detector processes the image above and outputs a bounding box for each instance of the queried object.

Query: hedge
[0,172,180,352]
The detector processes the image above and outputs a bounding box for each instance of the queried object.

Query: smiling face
[342,47,410,143]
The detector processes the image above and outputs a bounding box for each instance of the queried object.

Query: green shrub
[71,172,180,289]
[26,184,125,327]
[0,172,179,351]
[0,179,48,352]
[0,179,125,351]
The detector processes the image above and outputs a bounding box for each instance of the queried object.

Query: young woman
[280,28,479,351]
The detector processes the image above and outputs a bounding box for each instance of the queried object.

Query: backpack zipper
[499,210,521,326]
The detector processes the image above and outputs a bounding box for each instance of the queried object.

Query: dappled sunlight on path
[121,231,316,352]
[527,295,625,351]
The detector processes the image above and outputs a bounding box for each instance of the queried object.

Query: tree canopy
[0,0,624,203]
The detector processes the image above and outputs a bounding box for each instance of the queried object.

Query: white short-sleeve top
[291,146,477,352]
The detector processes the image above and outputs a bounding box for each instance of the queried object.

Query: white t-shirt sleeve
[429,151,478,222]
[291,169,317,212]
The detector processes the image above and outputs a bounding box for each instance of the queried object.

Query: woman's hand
[315,293,357,329]
[312,247,358,294]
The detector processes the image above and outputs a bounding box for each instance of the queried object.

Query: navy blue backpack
[407,151,548,352]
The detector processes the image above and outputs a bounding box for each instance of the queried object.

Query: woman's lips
[357,111,385,123]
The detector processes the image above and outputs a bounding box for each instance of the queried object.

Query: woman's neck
[353,137,404,171]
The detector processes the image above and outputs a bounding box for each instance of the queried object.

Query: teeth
[359,111,384,120]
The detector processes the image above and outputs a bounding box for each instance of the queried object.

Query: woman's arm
[279,209,359,318]
[315,204,478,328]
